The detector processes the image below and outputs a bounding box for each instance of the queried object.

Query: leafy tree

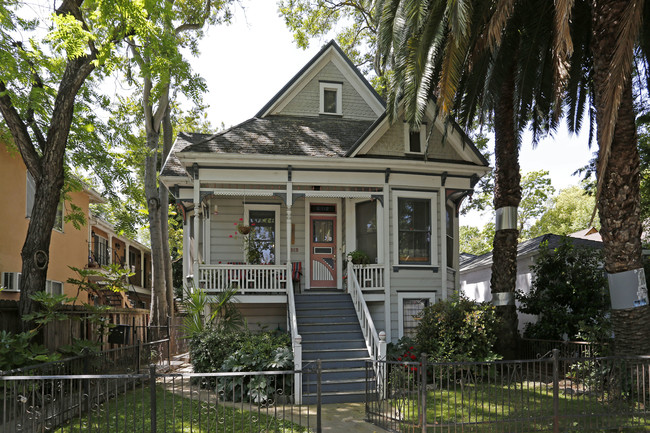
[459,223,495,256]
[527,186,599,238]
[0,0,147,333]
[517,238,609,342]
[113,0,232,325]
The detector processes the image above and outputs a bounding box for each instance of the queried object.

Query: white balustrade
[347,257,387,386]
[353,264,384,291]
[198,264,287,294]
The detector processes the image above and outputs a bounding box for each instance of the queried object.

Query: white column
[345,198,355,254]
[192,174,201,289]
[286,181,293,265]
[108,235,113,265]
[383,182,391,342]
[141,249,145,288]
[440,188,447,300]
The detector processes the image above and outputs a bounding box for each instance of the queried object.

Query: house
[459,233,604,333]
[160,41,489,402]
[0,140,151,309]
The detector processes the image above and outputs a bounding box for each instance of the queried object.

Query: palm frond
[552,0,575,112]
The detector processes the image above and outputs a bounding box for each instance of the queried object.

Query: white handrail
[347,257,386,363]
[198,264,287,293]
[286,262,302,404]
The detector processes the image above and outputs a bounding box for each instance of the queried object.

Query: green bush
[517,237,610,341]
[414,295,500,362]
[189,329,247,374]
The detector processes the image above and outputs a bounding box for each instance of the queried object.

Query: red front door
[310,213,337,288]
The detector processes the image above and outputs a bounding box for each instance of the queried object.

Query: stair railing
[347,255,386,392]
[286,262,302,404]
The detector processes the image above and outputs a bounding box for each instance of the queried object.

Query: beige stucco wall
[0,142,90,303]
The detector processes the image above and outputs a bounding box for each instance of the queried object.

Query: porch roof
[161,115,374,177]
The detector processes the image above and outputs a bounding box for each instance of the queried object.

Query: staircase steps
[295,292,374,404]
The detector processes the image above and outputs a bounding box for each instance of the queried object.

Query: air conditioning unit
[2,272,21,292]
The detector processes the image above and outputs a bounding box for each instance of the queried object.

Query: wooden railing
[352,264,385,291]
[285,262,303,404]
[198,264,287,294]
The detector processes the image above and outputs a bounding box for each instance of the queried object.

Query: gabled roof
[256,40,385,119]
[460,233,603,272]
[165,115,374,169]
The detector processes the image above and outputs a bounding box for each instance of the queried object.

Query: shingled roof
[161,115,375,177]
[460,233,604,271]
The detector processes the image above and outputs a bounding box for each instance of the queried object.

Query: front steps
[295,292,373,404]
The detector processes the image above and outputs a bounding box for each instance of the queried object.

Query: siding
[232,303,288,333]
[366,116,463,160]
[367,301,386,334]
[208,196,306,268]
[279,61,377,121]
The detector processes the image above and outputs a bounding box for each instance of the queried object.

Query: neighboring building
[0,140,151,308]
[459,233,604,333]
[161,40,488,340]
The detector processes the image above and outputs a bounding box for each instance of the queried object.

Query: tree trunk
[146,129,169,327]
[490,68,521,359]
[19,171,64,337]
[161,108,175,317]
[591,0,650,355]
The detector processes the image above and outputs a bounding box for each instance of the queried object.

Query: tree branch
[175,0,213,35]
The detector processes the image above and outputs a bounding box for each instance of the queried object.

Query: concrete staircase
[295,292,372,404]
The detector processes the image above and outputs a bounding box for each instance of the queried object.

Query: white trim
[2,272,21,292]
[403,123,425,155]
[397,292,437,339]
[45,280,63,296]
[392,190,439,267]
[319,82,342,115]
[348,198,384,264]
[244,204,282,265]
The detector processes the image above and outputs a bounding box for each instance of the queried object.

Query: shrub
[189,329,247,374]
[414,295,500,362]
[517,237,610,341]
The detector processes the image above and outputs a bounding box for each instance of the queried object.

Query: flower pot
[238,225,251,235]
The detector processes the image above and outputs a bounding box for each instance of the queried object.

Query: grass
[58,385,311,433]
[372,379,650,433]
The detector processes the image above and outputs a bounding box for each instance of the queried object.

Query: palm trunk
[490,68,521,359]
[591,0,649,355]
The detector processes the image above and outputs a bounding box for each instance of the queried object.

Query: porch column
[383,179,391,342]
[126,243,131,271]
[286,180,293,264]
[440,187,447,300]
[192,167,201,289]
[141,249,145,288]
[108,234,113,265]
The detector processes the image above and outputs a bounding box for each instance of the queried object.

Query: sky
[191,1,595,228]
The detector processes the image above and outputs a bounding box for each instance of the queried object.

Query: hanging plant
[238,225,251,235]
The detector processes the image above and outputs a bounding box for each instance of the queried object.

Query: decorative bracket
[371,194,384,206]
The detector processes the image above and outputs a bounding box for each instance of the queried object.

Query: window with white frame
[244,204,281,265]
[398,292,436,338]
[26,171,64,231]
[404,123,426,154]
[355,200,378,263]
[2,272,21,292]
[393,192,437,266]
[46,280,63,296]
[319,82,342,115]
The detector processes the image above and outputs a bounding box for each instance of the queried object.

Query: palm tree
[376,0,562,358]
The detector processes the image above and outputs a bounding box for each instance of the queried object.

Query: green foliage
[182,285,242,339]
[517,238,610,341]
[348,250,371,265]
[0,330,61,372]
[459,223,495,255]
[414,295,501,362]
[386,336,417,361]
[527,185,599,239]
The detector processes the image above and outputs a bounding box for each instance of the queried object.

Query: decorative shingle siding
[366,117,463,160]
[279,62,378,121]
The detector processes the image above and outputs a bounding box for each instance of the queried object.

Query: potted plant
[347,250,371,265]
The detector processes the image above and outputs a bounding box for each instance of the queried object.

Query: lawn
[373,380,650,432]
[59,385,311,433]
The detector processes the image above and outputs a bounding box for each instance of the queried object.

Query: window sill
[393,265,439,272]
[319,112,343,117]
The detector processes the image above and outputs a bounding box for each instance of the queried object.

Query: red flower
[229,235,233,238]
[411,367,417,372]
[410,355,416,360]
[397,357,402,361]
[251,223,256,226]
[409,346,414,350]
[234,222,238,226]
[239,218,244,221]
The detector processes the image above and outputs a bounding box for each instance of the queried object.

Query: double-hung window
[319,82,342,115]
[393,192,437,266]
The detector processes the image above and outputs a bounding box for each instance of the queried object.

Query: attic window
[320,82,342,115]
[404,123,426,154]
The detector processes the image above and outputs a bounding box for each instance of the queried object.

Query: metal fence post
[421,353,428,433]
[150,364,157,433]
[317,359,322,433]
[137,340,142,374]
[552,348,559,433]
[167,317,171,368]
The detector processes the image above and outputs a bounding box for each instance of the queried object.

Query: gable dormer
[256,41,384,121]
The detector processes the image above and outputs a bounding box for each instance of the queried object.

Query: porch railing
[285,262,303,404]
[198,264,287,294]
[352,264,384,291]
[347,257,386,393]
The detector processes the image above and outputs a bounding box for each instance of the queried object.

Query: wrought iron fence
[366,351,650,432]
[1,339,169,377]
[519,338,611,359]
[1,365,320,433]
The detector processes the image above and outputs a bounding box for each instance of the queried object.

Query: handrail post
[379,331,387,399]
[294,335,302,405]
